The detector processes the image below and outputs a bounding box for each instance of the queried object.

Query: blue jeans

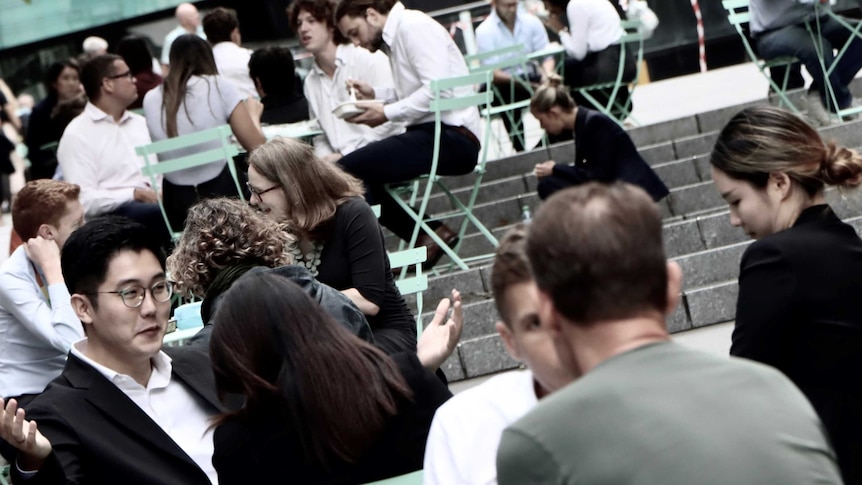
[756,15,862,111]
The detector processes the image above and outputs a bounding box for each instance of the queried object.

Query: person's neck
[85,344,154,387]
[564,315,670,375]
[566,107,579,131]
[313,42,339,79]
[502,15,516,32]
[93,98,127,122]
[782,191,826,229]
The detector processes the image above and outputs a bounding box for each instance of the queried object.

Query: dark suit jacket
[550,107,668,201]
[11,346,221,485]
[212,352,453,485]
[731,204,862,484]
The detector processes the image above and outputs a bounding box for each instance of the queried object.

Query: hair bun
[544,74,564,89]
[821,141,862,188]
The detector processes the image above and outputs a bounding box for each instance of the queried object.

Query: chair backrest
[429,70,493,176]
[463,44,525,70]
[363,470,424,485]
[388,246,428,336]
[1,464,11,485]
[134,124,244,237]
[722,0,751,27]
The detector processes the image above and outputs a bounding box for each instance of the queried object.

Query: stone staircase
[389,94,862,383]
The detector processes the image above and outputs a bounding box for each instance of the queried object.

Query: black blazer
[11,346,221,485]
[731,204,862,484]
[553,107,669,201]
[212,352,453,485]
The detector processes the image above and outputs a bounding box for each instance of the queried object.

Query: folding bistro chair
[363,470,423,485]
[134,124,245,240]
[384,70,498,272]
[387,246,428,336]
[722,0,804,115]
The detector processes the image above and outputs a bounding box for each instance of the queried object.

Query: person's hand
[321,152,343,164]
[544,13,566,34]
[345,79,375,100]
[24,237,63,283]
[134,187,159,204]
[534,161,556,179]
[244,97,264,122]
[347,101,387,127]
[416,289,463,371]
[0,398,52,466]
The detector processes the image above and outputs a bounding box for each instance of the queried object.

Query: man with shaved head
[161,2,206,73]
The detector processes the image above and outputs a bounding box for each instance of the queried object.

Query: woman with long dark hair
[210,272,452,484]
[116,35,162,110]
[142,34,265,230]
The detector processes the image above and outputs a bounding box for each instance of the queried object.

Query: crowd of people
[0,0,859,484]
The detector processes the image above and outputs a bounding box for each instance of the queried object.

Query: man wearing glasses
[0,216,223,484]
[57,55,170,246]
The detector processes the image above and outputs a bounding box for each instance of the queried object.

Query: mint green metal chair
[134,125,245,239]
[1,464,10,485]
[803,6,862,121]
[384,70,498,272]
[723,0,803,115]
[388,246,428,336]
[364,470,423,485]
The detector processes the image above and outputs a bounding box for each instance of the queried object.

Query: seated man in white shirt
[57,55,169,246]
[475,0,555,152]
[287,0,404,164]
[0,180,85,462]
[203,7,257,99]
[422,224,576,485]
[0,216,223,484]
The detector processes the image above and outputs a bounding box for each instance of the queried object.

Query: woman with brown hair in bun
[528,75,667,201]
[711,105,862,484]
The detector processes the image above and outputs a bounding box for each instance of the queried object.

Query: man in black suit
[0,216,221,485]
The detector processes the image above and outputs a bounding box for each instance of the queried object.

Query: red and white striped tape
[691,0,707,72]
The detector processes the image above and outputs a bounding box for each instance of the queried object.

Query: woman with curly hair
[166,197,373,345]
[247,137,419,355]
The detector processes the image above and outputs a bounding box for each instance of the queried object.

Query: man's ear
[37,223,54,240]
[665,261,682,316]
[495,320,520,361]
[71,294,95,326]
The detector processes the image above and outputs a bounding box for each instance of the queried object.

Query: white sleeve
[355,51,404,148]
[0,269,83,353]
[423,407,468,485]
[58,131,135,215]
[215,76,245,119]
[562,2,590,60]
[304,79,335,157]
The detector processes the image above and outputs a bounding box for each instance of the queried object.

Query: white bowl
[332,100,382,119]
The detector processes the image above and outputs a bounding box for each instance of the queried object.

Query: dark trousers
[162,164,242,231]
[110,201,171,248]
[487,75,538,152]
[564,44,637,120]
[0,393,38,461]
[338,123,480,241]
[756,15,862,111]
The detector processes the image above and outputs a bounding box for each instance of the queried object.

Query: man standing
[161,2,206,73]
[475,0,553,152]
[749,0,862,125]
[496,183,843,484]
[203,7,257,99]
[57,55,168,243]
[0,217,222,484]
[0,180,84,461]
[287,0,403,164]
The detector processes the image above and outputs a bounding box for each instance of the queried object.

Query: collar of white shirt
[70,338,171,390]
[83,102,134,125]
[310,43,351,77]
[382,1,406,49]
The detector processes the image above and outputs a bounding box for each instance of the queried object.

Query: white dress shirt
[70,341,218,484]
[475,7,550,76]
[304,43,405,157]
[375,2,481,138]
[0,247,83,398]
[211,42,257,99]
[57,103,154,217]
[560,0,624,61]
[423,370,538,485]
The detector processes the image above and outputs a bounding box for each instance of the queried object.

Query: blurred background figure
[203,7,257,99]
[248,46,309,125]
[116,34,163,110]
[80,36,109,64]
[161,2,206,73]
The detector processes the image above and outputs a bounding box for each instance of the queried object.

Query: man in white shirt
[423,224,576,485]
[475,0,554,152]
[335,0,481,270]
[543,0,634,120]
[0,216,223,484]
[287,0,404,164]
[203,7,258,99]
[57,54,169,245]
[161,2,206,73]
[0,180,84,462]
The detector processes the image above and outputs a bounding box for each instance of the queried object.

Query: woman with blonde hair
[710,105,862,484]
[529,76,667,201]
[247,137,421,355]
[167,197,373,345]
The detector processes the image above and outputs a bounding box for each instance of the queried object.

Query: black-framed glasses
[86,281,173,308]
[246,182,280,197]
[107,70,133,80]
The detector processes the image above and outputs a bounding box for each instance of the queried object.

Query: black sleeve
[551,163,593,184]
[337,199,390,308]
[730,241,796,368]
